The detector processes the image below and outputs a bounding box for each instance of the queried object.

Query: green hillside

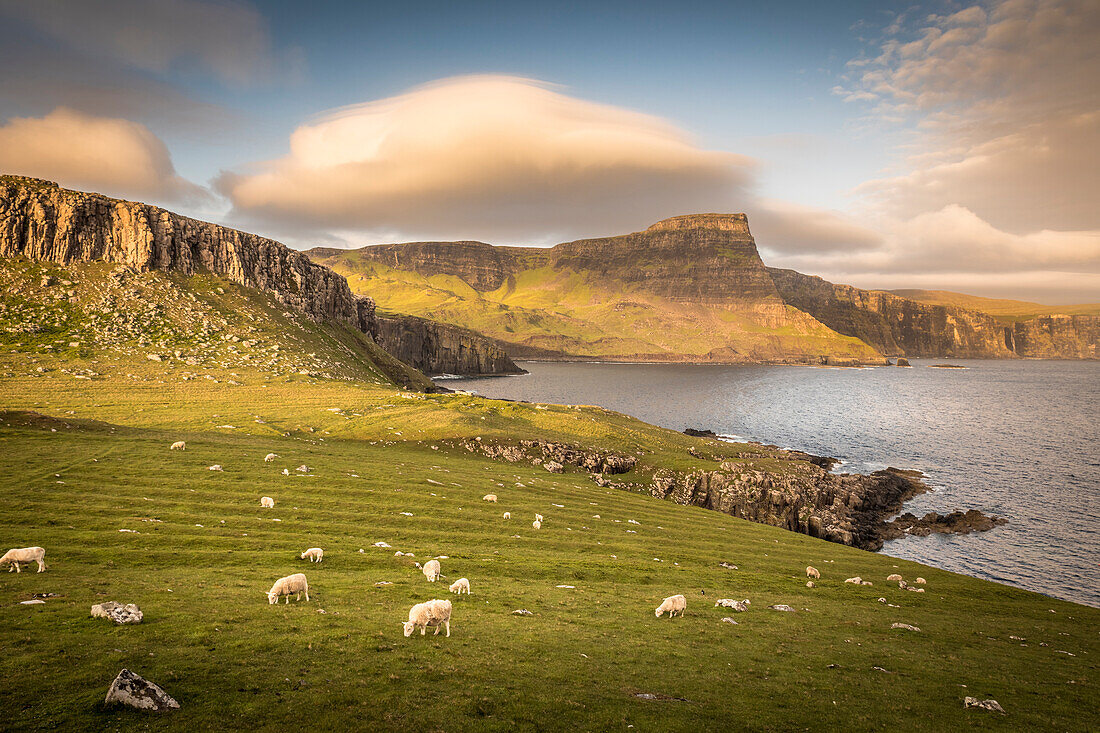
[322,255,879,364]
[888,289,1100,324]
[0,259,1096,730]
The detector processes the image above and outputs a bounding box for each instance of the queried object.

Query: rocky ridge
[0,176,518,376]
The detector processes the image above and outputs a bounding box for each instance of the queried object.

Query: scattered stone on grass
[891,623,920,632]
[512,609,533,616]
[964,697,1006,714]
[20,599,46,605]
[104,669,179,712]
[768,604,796,612]
[91,602,143,624]
[720,617,738,625]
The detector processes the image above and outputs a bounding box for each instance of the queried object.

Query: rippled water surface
[441,360,1100,606]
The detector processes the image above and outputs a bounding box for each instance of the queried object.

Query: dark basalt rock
[684,428,718,437]
[895,357,911,367]
[883,509,1007,539]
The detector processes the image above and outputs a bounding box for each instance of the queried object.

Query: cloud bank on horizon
[0,0,1096,303]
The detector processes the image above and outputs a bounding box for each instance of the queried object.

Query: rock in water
[895,357,911,366]
[964,697,1005,714]
[91,602,143,624]
[104,669,179,712]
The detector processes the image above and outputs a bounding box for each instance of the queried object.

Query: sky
[0,0,1097,303]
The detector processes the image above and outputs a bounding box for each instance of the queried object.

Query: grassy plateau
[0,261,1096,731]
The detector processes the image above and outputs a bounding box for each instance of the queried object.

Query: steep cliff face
[375,314,526,376]
[1010,315,1100,358]
[311,214,883,364]
[768,267,1016,358]
[0,176,519,376]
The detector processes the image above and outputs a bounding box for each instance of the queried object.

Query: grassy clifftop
[889,289,1100,324]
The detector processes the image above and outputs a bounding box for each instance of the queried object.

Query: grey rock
[104,669,179,712]
[91,602,143,624]
[964,697,1005,714]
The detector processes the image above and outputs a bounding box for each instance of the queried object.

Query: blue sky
[0,0,1097,302]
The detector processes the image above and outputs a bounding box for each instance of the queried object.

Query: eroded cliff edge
[0,176,520,377]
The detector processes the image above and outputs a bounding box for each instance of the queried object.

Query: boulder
[891,623,920,632]
[91,602,143,624]
[964,697,1005,714]
[895,357,911,367]
[104,669,179,712]
[543,461,564,473]
[768,604,797,612]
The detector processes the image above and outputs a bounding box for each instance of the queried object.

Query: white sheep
[267,573,308,604]
[170,441,186,451]
[402,599,452,637]
[915,577,927,585]
[208,464,223,471]
[532,520,542,530]
[422,559,441,582]
[655,594,687,618]
[264,453,278,462]
[502,512,511,520]
[887,573,903,582]
[449,577,470,595]
[806,566,820,579]
[300,547,324,562]
[0,547,45,573]
[844,576,862,584]
[534,513,543,522]
[482,494,498,502]
[260,496,275,508]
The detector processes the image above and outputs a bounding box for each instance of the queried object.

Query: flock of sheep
[3,438,932,644]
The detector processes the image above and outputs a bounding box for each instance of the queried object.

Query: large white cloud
[0,107,205,203]
[218,75,754,242]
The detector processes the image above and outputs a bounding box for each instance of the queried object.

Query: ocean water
[440,360,1100,607]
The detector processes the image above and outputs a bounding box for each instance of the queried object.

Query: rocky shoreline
[455,431,1005,552]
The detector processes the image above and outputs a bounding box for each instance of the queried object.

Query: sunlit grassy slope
[0,261,1096,730]
[889,289,1100,324]
[322,257,879,363]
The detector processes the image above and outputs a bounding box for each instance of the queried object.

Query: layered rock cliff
[1009,315,1100,359]
[311,214,883,364]
[768,267,1016,358]
[0,176,520,376]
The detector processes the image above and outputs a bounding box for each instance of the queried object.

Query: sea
[439,359,1100,607]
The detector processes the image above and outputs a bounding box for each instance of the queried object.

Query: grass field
[887,289,1100,324]
[0,262,1097,730]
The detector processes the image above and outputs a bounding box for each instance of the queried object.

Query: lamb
[264,453,278,462]
[806,566,820,579]
[422,559,441,582]
[267,573,308,604]
[0,547,46,573]
[260,496,275,508]
[502,512,511,520]
[482,494,498,502]
[402,599,452,637]
[170,441,186,451]
[655,594,687,618]
[534,513,543,522]
[887,573,903,582]
[449,577,470,595]
[532,520,542,530]
[300,547,324,562]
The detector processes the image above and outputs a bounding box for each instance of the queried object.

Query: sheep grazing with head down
[267,573,308,604]
[532,520,541,530]
[534,513,543,522]
[887,573,903,582]
[915,577,927,585]
[482,494,498,502]
[260,496,275,508]
[422,559,441,582]
[449,577,470,595]
[502,512,511,520]
[403,599,452,637]
[655,594,687,618]
[264,453,278,462]
[806,566,820,579]
[170,441,186,451]
[300,547,323,562]
[1,546,46,573]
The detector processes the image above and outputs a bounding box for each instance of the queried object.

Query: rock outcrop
[91,601,143,625]
[0,176,517,375]
[104,669,179,712]
[883,509,1007,540]
[1009,315,1100,359]
[374,313,525,376]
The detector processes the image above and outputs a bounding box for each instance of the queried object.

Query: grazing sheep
[844,576,862,584]
[655,594,687,618]
[267,573,308,604]
[449,577,470,595]
[534,513,544,522]
[170,441,186,451]
[806,581,816,588]
[300,547,324,562]
[208,465,223,471]
[402,599,452,637]
[887,573,903,582]
[0,547,46,573]
[806,566,820,579]
[532,520,542,530]
[898,579,909,589]
[502,512,511,520]
[422,559,441,582]
[482,494,498,502]
[260,496,275,508]
[915,577,927,585]
[264,453,278,462]
[714,599,750,612]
